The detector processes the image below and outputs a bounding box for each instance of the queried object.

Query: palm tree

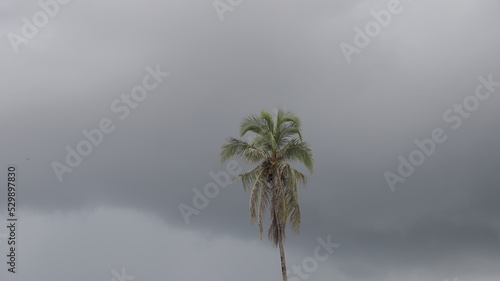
[220,108,313,281]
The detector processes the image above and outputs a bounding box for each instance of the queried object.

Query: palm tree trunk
[278,236,288,281]
[271,169,288,281]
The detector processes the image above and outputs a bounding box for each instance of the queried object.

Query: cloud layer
[1,0,500,280]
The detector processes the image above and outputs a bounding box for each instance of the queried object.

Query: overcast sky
[1,0,500,280]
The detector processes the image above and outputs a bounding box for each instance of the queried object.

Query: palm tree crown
[220,108,313,246]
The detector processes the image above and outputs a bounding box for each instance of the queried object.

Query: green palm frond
[220,137,267,163]
[276,126,301,147]
[240,114,266,137]
[255,181,270,238]
[260,111,275,134]
[286,189,301,233]
[276,108,301,130]
[251,134,274,152]
[239,166,264,192]
[280,138,313,173]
